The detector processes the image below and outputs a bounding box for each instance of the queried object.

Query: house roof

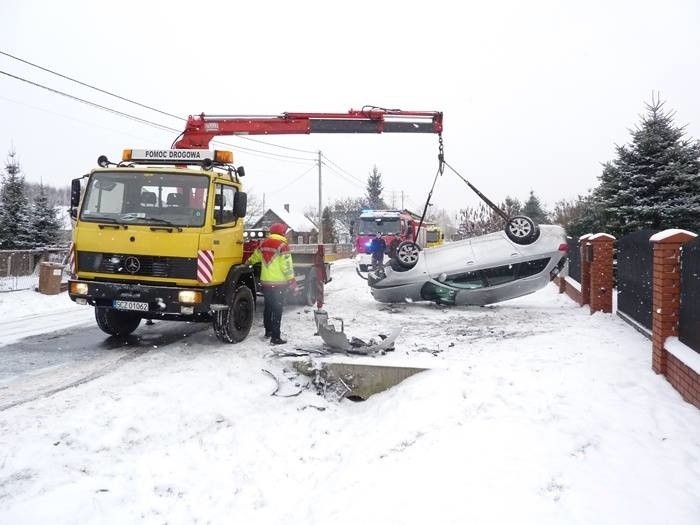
[267,207,317,233]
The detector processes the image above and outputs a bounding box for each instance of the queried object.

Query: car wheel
[505,216,540,245]
[95,307,141,337]
[213,285,254,343]
[395,241,421,269]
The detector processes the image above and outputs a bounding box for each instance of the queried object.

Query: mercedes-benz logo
[124,256,141,274]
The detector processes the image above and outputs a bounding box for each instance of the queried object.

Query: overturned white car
[367,224,568,306]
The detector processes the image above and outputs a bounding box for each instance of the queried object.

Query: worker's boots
[270,337,287,345]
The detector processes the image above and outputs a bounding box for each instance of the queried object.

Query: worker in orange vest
[245,222,297,344]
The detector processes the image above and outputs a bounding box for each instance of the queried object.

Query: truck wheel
[213,285,254,343]
[95,307,141,337]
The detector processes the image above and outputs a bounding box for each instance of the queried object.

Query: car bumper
[68,279,217,318]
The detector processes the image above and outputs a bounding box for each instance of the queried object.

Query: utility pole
[401,190,405,210]
[318,151,323,243]
[262,192,265,214]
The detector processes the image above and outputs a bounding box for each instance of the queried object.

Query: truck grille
[77,252,197,279]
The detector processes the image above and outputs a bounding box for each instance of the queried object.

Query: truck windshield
[360,218,400,235]
[427,230,440,243]
[80,171,210,227]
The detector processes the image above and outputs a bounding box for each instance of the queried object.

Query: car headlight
[70,282,89,295]
[178,290,202,304]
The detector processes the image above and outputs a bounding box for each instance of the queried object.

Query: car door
[211,183,244,282]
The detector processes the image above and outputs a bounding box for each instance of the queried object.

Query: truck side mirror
[234,191,247,218]
[70,178,81,218]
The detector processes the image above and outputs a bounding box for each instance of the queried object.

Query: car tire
[395,241,421,269]
[95,307,141,337]
[213,285,254,343]
[505,216,540,245]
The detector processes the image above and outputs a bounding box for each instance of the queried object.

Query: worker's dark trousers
[262,286,286,339]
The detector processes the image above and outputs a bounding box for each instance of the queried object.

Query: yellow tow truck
[68,149,256,342]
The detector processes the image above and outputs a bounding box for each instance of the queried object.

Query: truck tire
[95,307,141,337]
[213,285,254,343]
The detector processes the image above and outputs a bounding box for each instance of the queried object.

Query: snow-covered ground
[0,259,698,524]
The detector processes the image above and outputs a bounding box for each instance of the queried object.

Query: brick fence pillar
[650,230,697,374]
[579,234,592,306]
[589,233,616,314]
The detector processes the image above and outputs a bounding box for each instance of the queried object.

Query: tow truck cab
[67,148,256,343]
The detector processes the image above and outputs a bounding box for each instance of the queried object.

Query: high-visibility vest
[245,233,295,287]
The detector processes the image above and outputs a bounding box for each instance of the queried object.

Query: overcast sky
[1,0,699,221]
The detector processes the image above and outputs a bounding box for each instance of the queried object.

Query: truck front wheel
[213,285,254,343]
[95,307,141,337]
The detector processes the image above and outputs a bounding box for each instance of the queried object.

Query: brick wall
[651,230,699,409]
[666,352,700,407]
[555,229,699,410]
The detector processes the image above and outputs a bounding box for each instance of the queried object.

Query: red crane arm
[174,108,443,149]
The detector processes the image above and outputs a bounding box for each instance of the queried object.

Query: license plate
[113,300,149,312]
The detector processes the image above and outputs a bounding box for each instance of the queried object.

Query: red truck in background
[353,209,427,272]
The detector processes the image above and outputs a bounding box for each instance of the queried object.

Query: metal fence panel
[0,248,69,292]
[680,237,700,353]
[566,236,581,283]
[616,230,659,331]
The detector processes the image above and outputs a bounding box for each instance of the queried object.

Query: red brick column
[650,230,696,374]
[588,234,615,314]
[579,234,592,306]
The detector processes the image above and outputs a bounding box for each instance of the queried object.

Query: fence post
[589,233,616,314]
[650,230,697,375]
[579,234,592,306]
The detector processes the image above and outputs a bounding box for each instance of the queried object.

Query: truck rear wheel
[95,307,141,337]
[213,285,254,343]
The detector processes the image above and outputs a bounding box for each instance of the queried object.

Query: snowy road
[0,259,698,524]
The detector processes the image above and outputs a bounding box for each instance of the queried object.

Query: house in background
[251,204,318,244]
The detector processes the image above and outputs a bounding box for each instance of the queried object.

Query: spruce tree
[365,165,386,209]
[597,96,700,236]
[321,206,336,243]
[521,190,549,224]
[30,183,62,247]
[0,149,33,249]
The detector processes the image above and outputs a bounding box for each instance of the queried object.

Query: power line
[0,49,184,121]
[0,69,317,162]
[0,69,178,133]
[321,162,366,193]
[0,49,318,155]
[267,164,317,195]
[321,154,366,185]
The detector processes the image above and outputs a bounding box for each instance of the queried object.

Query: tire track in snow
[0,307,94,347]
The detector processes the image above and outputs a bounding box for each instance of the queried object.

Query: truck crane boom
[174,107,443,149]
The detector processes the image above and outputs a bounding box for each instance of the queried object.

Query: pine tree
[521,190,549,224]
[30,183,62,247]
[597,95,700,236]
[321,206,336,243]
[365,165,386,209]
[0,149,33,249]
